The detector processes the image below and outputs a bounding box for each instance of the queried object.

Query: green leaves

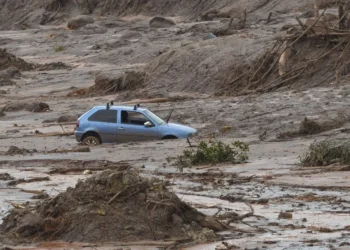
[175,140,249,171]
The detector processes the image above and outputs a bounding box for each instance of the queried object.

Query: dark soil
[0,49,35,71]
[0,169,226,243]
[3,102,50,112]
[5,146,37,156]
[0,173,14,181]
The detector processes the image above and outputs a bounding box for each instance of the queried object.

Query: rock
[0,90,7,94]
[57,115,77,123]
[79,23,107,34]
[91,44,101,50]
[149,17,176,28]
[83,170,92,175]
[0,67,21,79]
[42,118,57,123]
[71,146,90,153]
[2,103,26,112]
[26,102,50,112]
[6,146,31,156]
[0,173,14,181]
[203,33,217,40]
[0,110,5,117]
[67,15,95,30]
[6,129,19,134]
[278,212,293,219]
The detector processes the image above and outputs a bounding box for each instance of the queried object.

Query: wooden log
[314,3,319,18]
[279,48,291,76]
[339,5,345,30]
[267,12,273,24]
[122,98,168,105]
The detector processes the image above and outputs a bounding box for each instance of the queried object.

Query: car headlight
[188,132,196,137]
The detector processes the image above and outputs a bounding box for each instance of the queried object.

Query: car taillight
[76,120,80,128]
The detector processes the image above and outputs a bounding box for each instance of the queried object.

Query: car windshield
[145,110,166,125]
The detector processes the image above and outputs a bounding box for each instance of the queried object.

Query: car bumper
[74,131,84,142]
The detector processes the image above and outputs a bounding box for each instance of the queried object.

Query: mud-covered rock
[6,146,31,156]
[149,17,176,28]
[57,115,77,123]
[79,23,107,34]
[0,67,21,79]
[278,212,293,219]
[67,15,95,30]
[25,102,50,112]
[0,173,14,181]
[2,103,26,112]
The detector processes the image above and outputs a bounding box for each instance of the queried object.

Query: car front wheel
[82,136,101,146]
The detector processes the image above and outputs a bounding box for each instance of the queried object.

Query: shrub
[301,140,350,167]
[53,43,65,52]
[174,140,249,171]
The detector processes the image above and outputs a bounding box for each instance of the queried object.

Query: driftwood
[8,176,50,186]
[122,98,168,105]
[34,132,74,137]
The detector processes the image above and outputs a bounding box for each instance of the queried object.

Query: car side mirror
[144,121,153,127]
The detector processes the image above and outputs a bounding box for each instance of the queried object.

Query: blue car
[74,104,197,145]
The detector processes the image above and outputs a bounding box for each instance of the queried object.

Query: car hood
[160,123,197,133]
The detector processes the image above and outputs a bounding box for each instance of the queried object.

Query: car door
[117,110,159,142]
[87,109,118,143]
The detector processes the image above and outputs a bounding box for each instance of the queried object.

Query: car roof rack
[106,101,114,110]
[134,103,140,110]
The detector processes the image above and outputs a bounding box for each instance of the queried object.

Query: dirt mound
[145,36,277,95]
[0,49,35,71]
[6,146,37,156]
[67,15,94,30]
[36,62,71,71]
[0,49,70,73]
[69,70,145,97]
[3,102,50,112]
[149,17,176,28]
[0,169,226,244]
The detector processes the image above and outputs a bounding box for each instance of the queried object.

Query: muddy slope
[0,0,317,30]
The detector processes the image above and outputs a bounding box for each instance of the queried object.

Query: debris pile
[0,49,35,71]
[5,146,37,156]
[0,170,227,244]
[68,70,145,97]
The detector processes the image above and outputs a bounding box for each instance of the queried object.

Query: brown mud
[1,0,350,249]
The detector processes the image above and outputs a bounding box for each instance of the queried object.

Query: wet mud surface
[1,1,350,249]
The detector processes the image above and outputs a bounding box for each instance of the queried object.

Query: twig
[58,123,66,133]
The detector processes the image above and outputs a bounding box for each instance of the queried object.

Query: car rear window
[88,110,117,123]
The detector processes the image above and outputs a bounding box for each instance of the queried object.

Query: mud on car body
[74,103,197,145]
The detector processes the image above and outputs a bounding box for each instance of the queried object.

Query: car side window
[121,111,150,126]
[88,110,117,123]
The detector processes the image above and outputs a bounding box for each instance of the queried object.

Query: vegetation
[175,140,249,171]
[53,43,65,52]
[301,140,350,167]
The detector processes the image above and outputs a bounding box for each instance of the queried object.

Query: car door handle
[118,127,125,130]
